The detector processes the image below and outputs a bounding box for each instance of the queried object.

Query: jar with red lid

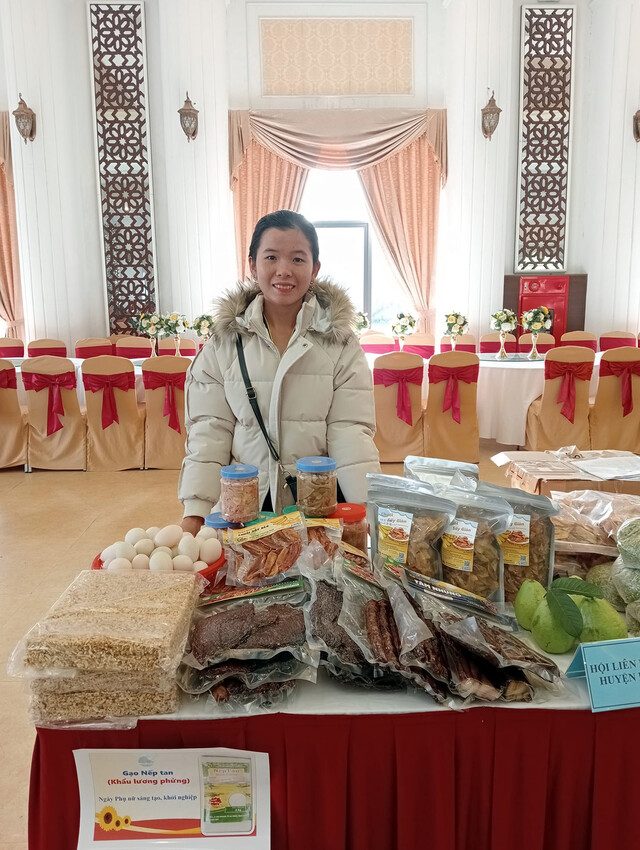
[330,503,368,552]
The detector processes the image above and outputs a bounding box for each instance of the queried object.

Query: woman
[180,210,380,534]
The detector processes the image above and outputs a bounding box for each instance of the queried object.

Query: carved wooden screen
[516,6,575,272]
[89,2,157,334]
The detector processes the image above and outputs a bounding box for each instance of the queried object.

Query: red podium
[504,274,587,337]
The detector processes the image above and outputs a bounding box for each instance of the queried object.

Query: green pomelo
[514,580,547,631]
[579,597,628,643]
[585,562,626,612]
[531,599,577,654]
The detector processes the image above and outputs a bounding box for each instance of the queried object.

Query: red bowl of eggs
[90,550,226,593]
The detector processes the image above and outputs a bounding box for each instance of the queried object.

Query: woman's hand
[181,515,204,536]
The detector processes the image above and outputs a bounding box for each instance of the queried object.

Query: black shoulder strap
[235,334,282,464]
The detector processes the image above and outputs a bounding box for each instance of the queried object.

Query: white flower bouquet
[391,312,417,338]
[129,312,161,338]
[444,312,469,337]
[159,312,190,338]
[489,308,517,333]
[355,311,370,333]
[521,306,552,333]
[192,314,214,338]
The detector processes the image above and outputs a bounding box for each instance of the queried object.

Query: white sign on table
[73,747,270,849]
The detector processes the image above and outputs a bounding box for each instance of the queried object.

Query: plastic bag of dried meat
[436,488,513,607]
[176,652,316,695]
[367,474,456,580]
[476,482,557,605]
[208,678,298,713]
[224,511,308,587]
[303,518,343,570]
[404,456,479,488]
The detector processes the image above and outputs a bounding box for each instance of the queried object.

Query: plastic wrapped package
[616,518,640,561]
[296,456,338,517]
[625,601,640,636]
[403,456,479,488]
[612,554,640,604]
[225,512,307,587]
[554,551,614,580]
[220,464,260,524]
[10,571,201,676]
[550,490,640,544]
[177,653,316,695]
[367,474,456,579]
[304,518,343,570]
[208,678,297,712]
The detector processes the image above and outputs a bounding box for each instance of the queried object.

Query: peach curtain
[0,113,23,339]
[233,139,308,280]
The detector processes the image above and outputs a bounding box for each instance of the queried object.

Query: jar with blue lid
[220,463,260,524]
[203,511,243,540]
[296,456,337,517]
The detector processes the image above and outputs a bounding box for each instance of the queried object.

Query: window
[299,169,412,330]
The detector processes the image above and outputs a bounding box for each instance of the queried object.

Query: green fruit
[586,562,626,612]
[579,597,628,643]
[514,579,547,631]
[531,599,577,654]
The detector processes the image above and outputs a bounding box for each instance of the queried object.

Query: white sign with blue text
[566,637,640,713]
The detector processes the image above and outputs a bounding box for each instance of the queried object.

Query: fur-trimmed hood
[210,277,357,345]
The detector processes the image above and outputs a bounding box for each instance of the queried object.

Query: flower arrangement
[391,312,417,338]
[490,308,517,333]
[354,311,370,333]
[158,312,190,337]
[521,306,552,333]
[129,312,161,338]
[192,313,214,338]
[444,312,469,337]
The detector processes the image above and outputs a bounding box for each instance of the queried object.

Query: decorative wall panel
[89,2,156,333]
[260,18,413,96]
[516,6,575,272]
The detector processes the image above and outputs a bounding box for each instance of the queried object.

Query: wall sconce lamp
[178,92,199,141]
[481,90,502,140]
[12,94,36,144]
[634,110,640,143]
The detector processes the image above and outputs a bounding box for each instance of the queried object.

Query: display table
[28,672,640,850]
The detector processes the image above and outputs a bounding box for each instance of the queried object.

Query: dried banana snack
[407,514,450,578]
[442,519,501,599]
[504,514,553,604]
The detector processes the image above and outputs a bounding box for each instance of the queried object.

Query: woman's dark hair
[248,210,319,265]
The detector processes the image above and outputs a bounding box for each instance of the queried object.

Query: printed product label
[441,519,478,572]
[305,518,342,531]
[498,514,531,566]
[230,511,303,545]
[377,507,413,565]
[201,758,252,827]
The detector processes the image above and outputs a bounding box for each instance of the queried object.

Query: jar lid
[220,463,259,479]
[204,512,238,529]
[330,503,367,523]
[296,456,337,473]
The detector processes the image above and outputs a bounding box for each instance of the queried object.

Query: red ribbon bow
[599,359,640,417]
[142,370,186,433]
[373,366,423,425]
[22,370,76,435]
[82,372,135,429]
[545,360,593,423]
[0,367,17,390]
[428,363,479,423]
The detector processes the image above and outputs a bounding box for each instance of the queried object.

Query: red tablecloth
[29,708,640,850]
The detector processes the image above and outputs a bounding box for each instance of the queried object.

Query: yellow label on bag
[441,518,478,572]
[229,511,303,545]
[498,513,531,566]
[305,518,342,531]
[377,507,412,565]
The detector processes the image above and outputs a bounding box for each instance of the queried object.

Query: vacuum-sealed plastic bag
[225,512,307,587]
[404,456,479,488]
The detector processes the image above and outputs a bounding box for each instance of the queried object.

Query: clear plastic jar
[220,464,260,523]
[203,511,243,541]
[331,503,368,552]
[296,456,337,517]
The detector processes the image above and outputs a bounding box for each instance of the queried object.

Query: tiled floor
[0,441,508,848]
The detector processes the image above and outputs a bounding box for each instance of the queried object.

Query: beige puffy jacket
[179,279,380,517]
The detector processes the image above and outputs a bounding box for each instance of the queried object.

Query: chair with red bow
[74,338,113,359]
[518,332,555,354]
[141,356,189,469]
[27,338,67,358]
[0,358,27,469]
[479,333,517,354]
[590,347,640,451]
[401,333,435,359]
[424,352,480,462]
[0,337,24,358]
[599,331,637,352]
[525,346,595,450]
[157,337,198,356]
[439,334,477,353]
[360,333,398,355]
[560,331,598,352]
[372,352,425,461]
[81,356,145,470]
[21,356,86,470]
[114,335,153,359]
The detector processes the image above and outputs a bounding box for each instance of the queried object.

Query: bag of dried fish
[225,511,307,587]
[436,488,513,607]
[476,482,557,605]
[367,474,456,580]
[404,456,479,488]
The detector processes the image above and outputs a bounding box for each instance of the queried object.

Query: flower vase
[150,337,157,357]
[495,331,508,360]
[174,335,181,356]
[527,332,541,361]
[450,335,457,352]
[398,336,405,350]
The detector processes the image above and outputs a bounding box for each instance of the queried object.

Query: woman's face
[249,227,321,312]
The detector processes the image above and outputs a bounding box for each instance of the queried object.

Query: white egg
[124,527,147,547]
[131,553,150,570]
[199,538,222,565]
[146,526,160,539]
[107,557,132,571]
[113,541,136,561]
[196,527,218,541]
[171,546,180,557]
[100,544,117,566]
[149,551,173,572]
[154,524,183,549]
[173,555,194,572]
[152,546,172,556]
[181,531,194,539]
[178,536,200,562]
[193,560,208,572]
[134,538,155,556]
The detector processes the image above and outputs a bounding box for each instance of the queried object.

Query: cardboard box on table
[492,450,640,497]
